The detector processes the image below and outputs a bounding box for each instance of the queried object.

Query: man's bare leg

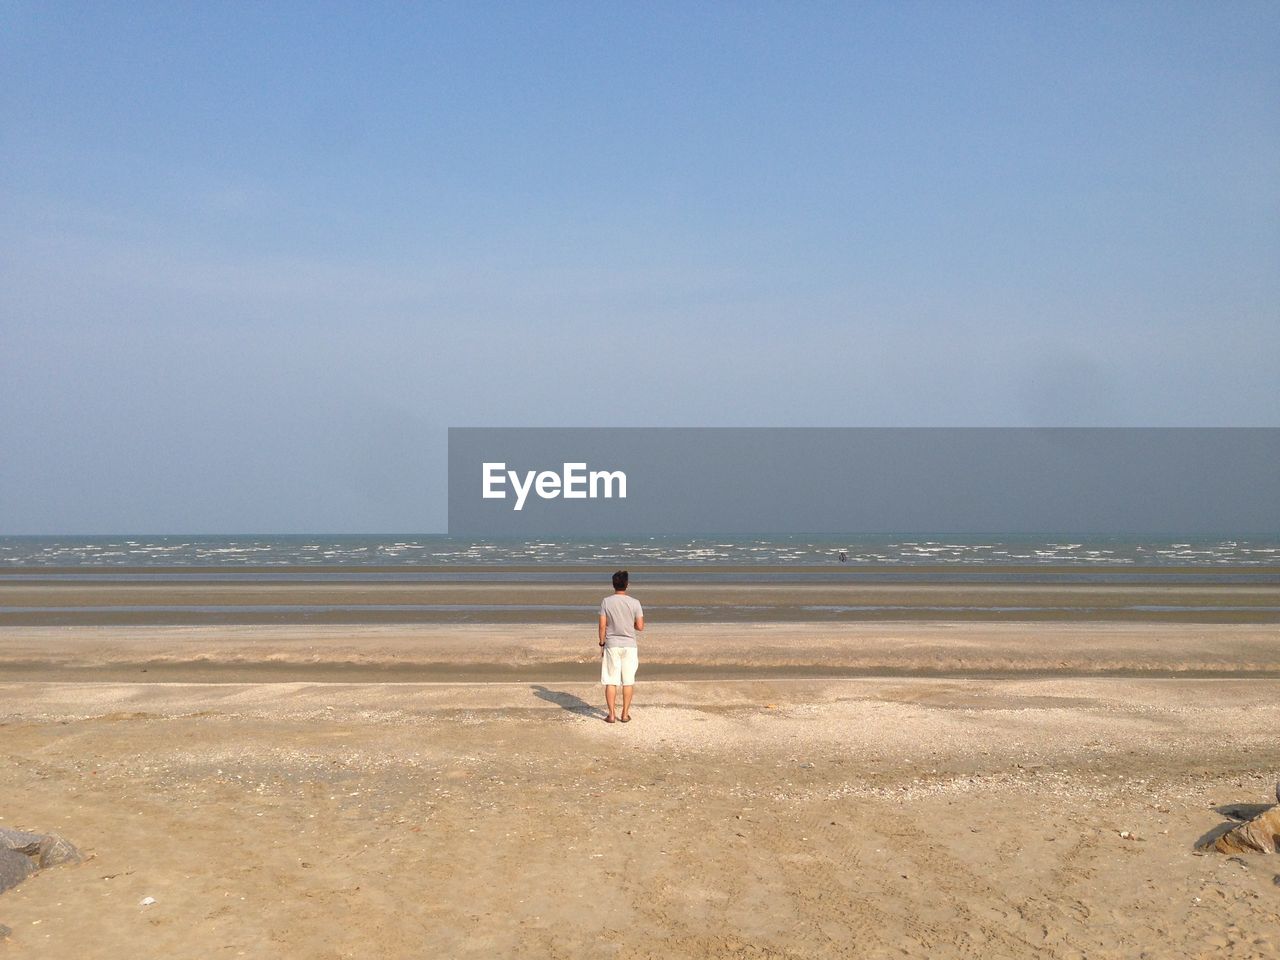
[620,685,634,721]
[604,684,617,722]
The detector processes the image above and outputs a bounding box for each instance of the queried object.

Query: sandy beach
[3,614,1279,959]
[8,0,1278,951]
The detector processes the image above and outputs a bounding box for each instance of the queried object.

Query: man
[598,569,643,724]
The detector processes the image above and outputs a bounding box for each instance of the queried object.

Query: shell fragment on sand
[1212,805,1280,855]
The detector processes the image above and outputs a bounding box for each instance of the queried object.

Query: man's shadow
[531,684,605,719]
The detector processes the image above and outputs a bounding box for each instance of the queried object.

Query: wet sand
[3,621,1280,683]
[2,613,1279,957]
[2,575,1278,626]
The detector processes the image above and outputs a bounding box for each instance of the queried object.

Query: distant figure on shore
[838,551,848,563]
[598,569,643,724]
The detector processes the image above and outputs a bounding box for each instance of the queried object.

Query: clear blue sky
[2,2,1277,533]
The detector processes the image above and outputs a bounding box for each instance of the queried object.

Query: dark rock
[0,828,46,856]
[36,834,82,869]
[0,826,83,895]
[0,827,82,868]
[0,848,36,894]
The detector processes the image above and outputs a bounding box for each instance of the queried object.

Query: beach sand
[2,622,1279,958]
[4,574,1279,626]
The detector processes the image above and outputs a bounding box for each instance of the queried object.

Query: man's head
[612,570,629,592]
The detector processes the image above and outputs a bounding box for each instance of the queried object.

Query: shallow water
[2,533,1277,569]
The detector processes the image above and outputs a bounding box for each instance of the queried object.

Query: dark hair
[612,570,629,592]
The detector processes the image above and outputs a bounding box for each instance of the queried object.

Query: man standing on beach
[599,570,643,724]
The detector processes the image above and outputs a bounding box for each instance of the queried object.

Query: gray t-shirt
[600,593,643,649]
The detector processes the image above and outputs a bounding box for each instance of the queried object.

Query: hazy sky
[2,2,1277,533]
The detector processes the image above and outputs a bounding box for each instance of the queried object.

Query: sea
[2,535,1276,624]
[0,533,1276,570]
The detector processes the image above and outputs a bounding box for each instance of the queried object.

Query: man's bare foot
[620,714,631,723]
[604,715,616,723]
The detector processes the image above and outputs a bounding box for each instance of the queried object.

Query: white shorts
[601,646,638,686]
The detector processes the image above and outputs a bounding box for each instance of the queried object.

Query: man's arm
[598,614,608,651]
[635,614,644,632]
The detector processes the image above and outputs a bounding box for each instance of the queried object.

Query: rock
[0,826,83,895]
[1275,781,1280,804]
[0,849,36,894]
[0,922,12,939]
[35,835,82,869]
[1212,804,1280,855]
[0,827,82,868]
[139,896,157,907]
[0,828,47,855]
